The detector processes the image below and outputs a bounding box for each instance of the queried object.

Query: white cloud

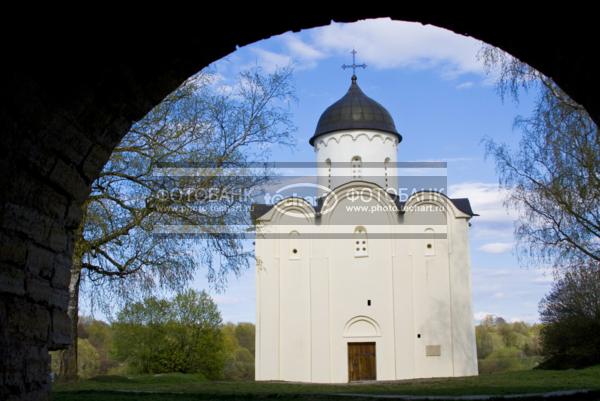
[307,18,485,77]
[479,242,513,254]
[449,182,517,223]
[247,33,325,72]
[449,182,522,250]
[283,35,325,66]
[241,18,488,80]
[250,48,292,73]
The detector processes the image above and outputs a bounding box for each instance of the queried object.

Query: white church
[252,69,478,383]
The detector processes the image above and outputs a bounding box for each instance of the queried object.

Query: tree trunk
[57,242,84,381]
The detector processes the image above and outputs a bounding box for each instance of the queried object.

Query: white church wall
[315,130,399,194]
[323,188,399,382]
[255,230,280,381]
[279,253,311,381]
[310,257,331,382]
[392,253,416,380]
[401,196,467,379]
[449,218,479,376]
[279,213,313,382]
[417,238,455,378]
[255,185,478,383]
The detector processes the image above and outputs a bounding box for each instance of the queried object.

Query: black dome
[309,76,402,146]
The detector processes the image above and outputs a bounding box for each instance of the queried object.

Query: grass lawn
[51,365,600,401]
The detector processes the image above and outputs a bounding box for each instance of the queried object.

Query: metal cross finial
[342,49,367,78]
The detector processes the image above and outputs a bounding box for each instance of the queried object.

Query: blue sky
[185,18,554,325]
[83,19,554,324]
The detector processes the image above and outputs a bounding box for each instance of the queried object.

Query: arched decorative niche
[289,230,300,259]
[424,227,435,256]
[344,315,381,338]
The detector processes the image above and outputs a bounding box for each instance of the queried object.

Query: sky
[84,18,554,324]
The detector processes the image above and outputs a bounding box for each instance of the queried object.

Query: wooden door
[347,342,376,381]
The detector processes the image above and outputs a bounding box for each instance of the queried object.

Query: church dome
[309,76,402,146]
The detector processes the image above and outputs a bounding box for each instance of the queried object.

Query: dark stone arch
[0,11,597,400]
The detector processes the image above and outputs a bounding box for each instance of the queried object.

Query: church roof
[309,76,402,146]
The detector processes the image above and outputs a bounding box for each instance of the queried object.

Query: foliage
[475,315,542,373]
[52,319,115,379]
[538,264,600,369]
[112,290,225,378]
[52,314,256,381]
[78,317,116,374]
[479,45,600,270]
[221,322,255,380]
[77,339,101,379]
[234,323,255,356]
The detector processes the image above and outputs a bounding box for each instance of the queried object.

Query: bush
[538,265,600,369]
[475,315,542,374]
[77,339,101,379]
[224,347,254,380]
[221,322,255,380]
[112,290,225,378]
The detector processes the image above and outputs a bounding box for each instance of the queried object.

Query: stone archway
[1,10,598,400]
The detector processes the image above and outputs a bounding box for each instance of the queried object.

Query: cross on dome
[341,49,367,81]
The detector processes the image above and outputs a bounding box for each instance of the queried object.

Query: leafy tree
[224,347,254,380]
[77,339,100,379]
[222,323,240,352]
[479,46,600,270]
[476,325,494,360]
[475,315,543,373]
[77,317,114,374]
[523,324,542,357]
[222,322,255,380]
[112,290,225,377]
[498,322,519,348]
[478,347,528,374]
[538,264,600,368]
[234,322,255,356]
[57,67,295,380]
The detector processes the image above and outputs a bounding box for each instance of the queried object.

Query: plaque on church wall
[426,345,441,356]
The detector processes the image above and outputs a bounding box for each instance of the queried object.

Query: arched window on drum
[351,156,362,179]
[384,157,390,189]
[325,158,332,189]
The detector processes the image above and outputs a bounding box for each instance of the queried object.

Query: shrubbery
[538,265,600,369]
[475,315,543,374]
[51,290,256,380]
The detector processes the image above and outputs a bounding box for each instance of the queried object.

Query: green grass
[51,366,600,401]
